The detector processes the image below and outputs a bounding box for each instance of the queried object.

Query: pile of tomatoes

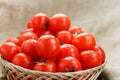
[0,13,106,73]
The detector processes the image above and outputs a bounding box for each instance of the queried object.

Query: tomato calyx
[65,65,75,72]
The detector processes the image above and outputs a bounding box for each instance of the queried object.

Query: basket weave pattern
[0,56,105,80]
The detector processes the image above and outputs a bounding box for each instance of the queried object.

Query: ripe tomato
[36,35,60,60]
[48,14,71,34]
[57,44,79,62]
[21,39,39,61]
[72,33,96,52]
[21,28,35,34]
[38,31,53,37]
[28,13,49,33]
[56,31,73,44]
[0,42,20,62]
[94,45,106,63]
[68,26,83,35]
[6,37,20,46]
[79,50,102,70]
[57,57,82,72]
[33,60,56,72]
[27,20,34,28]
[18,32,38,45]
[12,53,34,69]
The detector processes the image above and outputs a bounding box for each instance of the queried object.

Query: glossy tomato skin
[21,28,35,34]
[48,14,71,35]
[57,44,79,62]
[36,35,60,60]
[94,45,106,63]
[12,53,34,69]
[72,33,96,52]
[33,60,56,72]
[21,39,39,61]
[6,37,20,46]
[56,31,73,44]
[18,32,38,45]
[28,13,49,34]
[79,50,102,70]
[0,42,20,62]
[68,26,83,35]
[57,57,82,72]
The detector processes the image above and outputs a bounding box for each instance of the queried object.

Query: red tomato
[33,60,56,72]
[6,37,20,46]
[18,32,38,45]
[38,31,53,37]
[21,28,35,34]
[36,35,60,60]
[21,39,39,61]
[57,57,82,72]
[56,31,73,44]
[27,20,34,28]
[28,13,49,33]
[48,14,71,34]
[12,53,34,69]
[94,45,106,63]
[57,44,79,61]
[79,50,102,70]
[0,42,20,62]
[68,26,83,34]
[72,33,96,51]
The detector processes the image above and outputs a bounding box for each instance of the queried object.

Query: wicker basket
[0,56,106,80]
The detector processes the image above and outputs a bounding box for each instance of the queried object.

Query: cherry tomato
[57,57,82,72]
[94,45,106,63]
[57,44,79,61]
[0,42,20,62]
[33,60,56,72]
[38,30,53,37]
[6,37,20,46]
[72,33,96,51]
[48,14,71,34]
[56,31,73,44]
[36,35,60,60]
[28,13,49,33]
[18,32,38,45]
[79,50,102,70]
[21,39,39,61]
[27,20,34,28]
[21,28,35,34]
[68,26,83,35]
[12,53,34,69]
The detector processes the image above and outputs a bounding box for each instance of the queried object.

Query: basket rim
[0,55,107,75]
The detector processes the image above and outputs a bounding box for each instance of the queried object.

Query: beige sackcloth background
[0,0,120,80]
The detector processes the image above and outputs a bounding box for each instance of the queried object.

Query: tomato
[38,31,53,37]
[12,53,34,69]
[48,14,71,34]
[72,33,96,52]
[0,42,20,62]
[94,45,106,63]
[27,20,34,28]
[79,50,102,70]
[57,57,82,72]
[56,31,73,44]
[18,32,38,45]
[68,26,83,35]
[36,35,60,60]
[6,37,20,46]
[57,44,79,62]
[21,28,35,34]
[21,39,39,61]
[28,13,49,34]
[33,60,56,72]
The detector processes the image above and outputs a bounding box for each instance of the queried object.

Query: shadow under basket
[0,56,106,80]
